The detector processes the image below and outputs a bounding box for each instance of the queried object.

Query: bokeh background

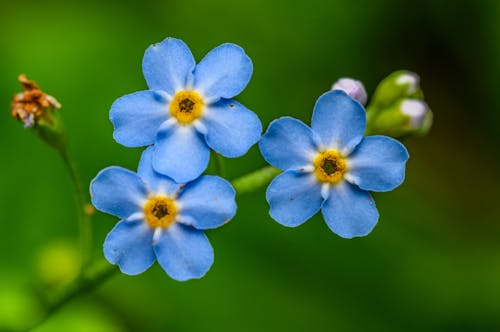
[1,0,500,331]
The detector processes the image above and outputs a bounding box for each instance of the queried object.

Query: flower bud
[400,99,433,136]
[370,70,423,110]
[396,72,419,94]
[11,75,66,151]
[331,77,368,105]
[400,99,428,128]
[368,98,433,138]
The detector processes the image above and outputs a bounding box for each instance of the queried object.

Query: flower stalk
[59,148,93,271]
[231,165,281,195]
[27,261,119,331]
[11,75,93,271]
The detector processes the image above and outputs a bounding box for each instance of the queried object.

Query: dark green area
[1,0,499,331]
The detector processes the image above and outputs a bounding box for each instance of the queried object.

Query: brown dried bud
[11,74,61,128]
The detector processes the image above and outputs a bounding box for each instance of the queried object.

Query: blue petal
[142,37,195,95]
[321,181,379,238]
[153,123,210,183]
[177,176,236,230]
[259,117,318,171]
[90,167,147,219]
[201,99,261,157]
[137,146,183,195]
[154,223,214,281]
[110,90,169,147]
[103,219,156,275]
[193,43,252,101]
[346,136,409,192]
[311,90,366,153]
[266,170,323,227]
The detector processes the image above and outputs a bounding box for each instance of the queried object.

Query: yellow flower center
[169,90,204,124]
[143,196,177,228]
[313,150,347,184]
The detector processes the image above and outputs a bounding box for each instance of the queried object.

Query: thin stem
[232,165,281,195]
[59,148,92,270]
[27,262,119,331]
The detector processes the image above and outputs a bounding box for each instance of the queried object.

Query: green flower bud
[370,70,423,110]
[400,99,433,136]
[368,98,433,138]
[365,70,432,138]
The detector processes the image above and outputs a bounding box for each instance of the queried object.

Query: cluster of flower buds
[11,75,66,151]
[331,71,432,138]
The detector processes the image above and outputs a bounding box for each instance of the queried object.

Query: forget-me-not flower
[259,90,409,238]
[90,147,236,281]
[110,37,262,183]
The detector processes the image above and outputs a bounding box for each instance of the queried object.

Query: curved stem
[27,262,118,331]
[59,148,92,271]
[232,165,281,195]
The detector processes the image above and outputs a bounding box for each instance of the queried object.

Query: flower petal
[193,43,252,101]
[103,219,156,275]
[259,117,318,171]
[90,167,147,219]
[177,176,236,230]
[137,146,183,196]
[142,37,195,94]
[346,136,409,192]
[266,170,323,227]
[110,90,169,147]
[201,99,261,157]
[311,90,366,153]
[153,123,210,183]
[154,223,214,281]
[321,181,379,238]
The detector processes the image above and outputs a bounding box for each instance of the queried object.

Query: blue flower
[90,147,237,281]
[259,90,409,238]
[110,37,262,183]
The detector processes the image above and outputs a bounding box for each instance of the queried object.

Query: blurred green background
[1,0,500,331]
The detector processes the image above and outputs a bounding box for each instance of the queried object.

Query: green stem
[27,262,119,331]
[232,165,281,195]
[59,148,92,271]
